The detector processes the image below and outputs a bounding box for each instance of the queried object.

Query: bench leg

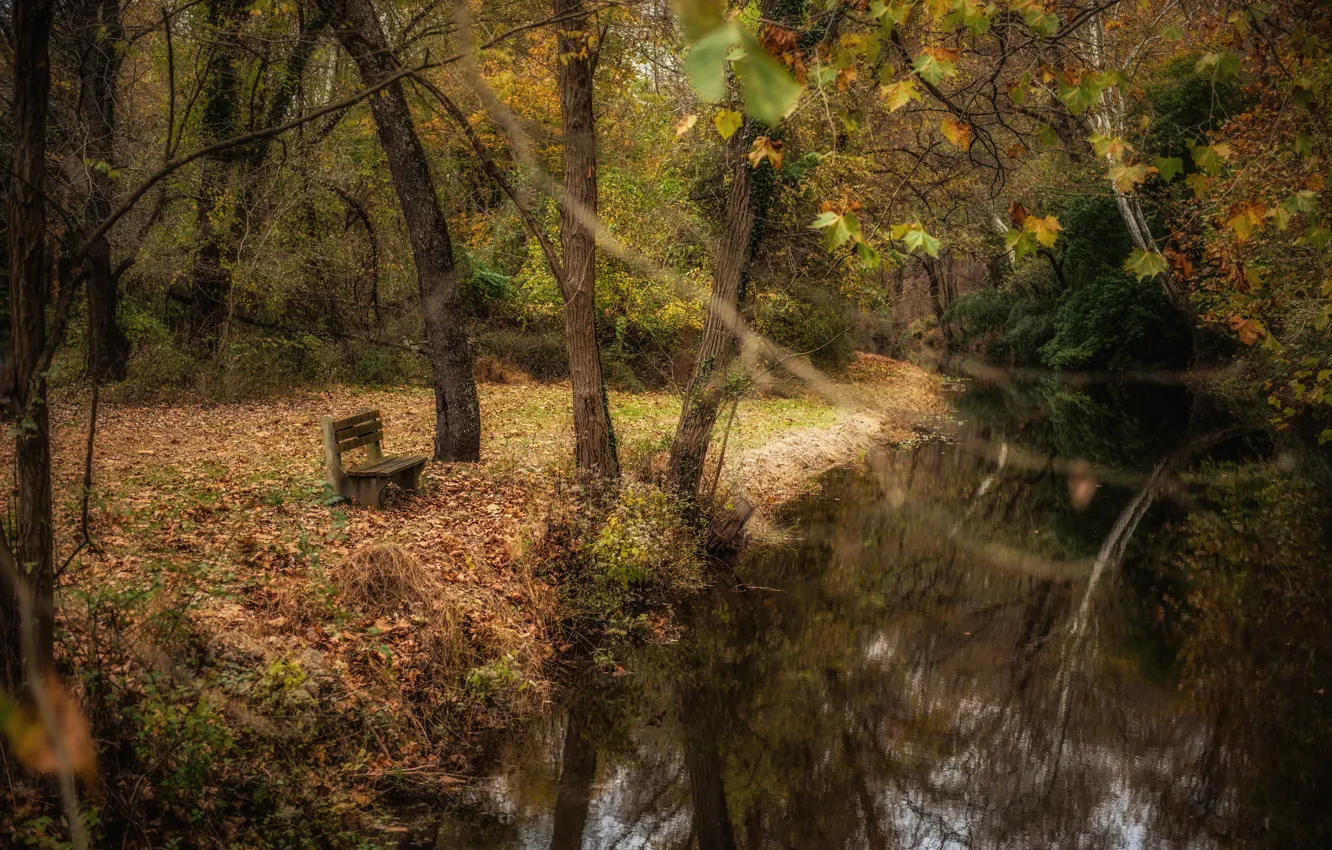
[351,478,388,508]
[390,466,423,493]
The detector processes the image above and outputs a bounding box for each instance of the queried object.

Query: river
[404,372,1332,849]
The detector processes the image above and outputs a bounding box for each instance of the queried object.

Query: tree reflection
[432,383,1332,850]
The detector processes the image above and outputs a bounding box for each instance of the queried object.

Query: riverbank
[3,353,945,846]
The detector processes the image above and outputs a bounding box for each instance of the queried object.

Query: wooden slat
[331,409,379,431]
[334,419,382,442]
[347,454,428,478]
[336,433,381,453]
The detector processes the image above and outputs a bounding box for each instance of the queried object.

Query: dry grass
[333,542,444,615]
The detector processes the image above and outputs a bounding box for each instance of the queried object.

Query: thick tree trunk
[319,0,480,461]
[76,0,131,381]
[3,0,57,691]
[548,710,597,850]
[556,0,618,479]
[667,153,754,497]
[188,0,244,343]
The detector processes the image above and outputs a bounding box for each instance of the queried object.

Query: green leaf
[1124,248,1169,280]
[1196,51,1243,79]
[1295,133,1313,157]
[1009,71,1032,106]
[735,40,803,125]
[893,221,941,257]
[1037,125,1059,148]
[1307,225,1332,251]
[1108,163,1155,193]
[714,108,743,140]
[684,24,739,103]
[808,63,839,86]
[1155,156,1184,183]
[945,0,992,37]
[881,78,920,111]
[811,211,860,250]
[1088,133,1132,160]
[1162,25,1184,41]
[877,1,913,34]
[912,47,958,87]
[1005,227,1038,262]
[1191,142,1231,175]
[856,241,881,269]
[1023,10,1059,37]
[1284,190,1319,215]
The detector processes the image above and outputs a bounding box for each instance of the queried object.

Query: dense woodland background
[1,0,1330,845]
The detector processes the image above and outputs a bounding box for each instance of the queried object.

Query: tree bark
[75,0,131,381]
[923,256,950,342]
[319,0,480,461]
[3,0,57,691]
[666,150,754,497]
[556,0,618,479]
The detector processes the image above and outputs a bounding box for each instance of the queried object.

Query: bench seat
[347,454,428,478]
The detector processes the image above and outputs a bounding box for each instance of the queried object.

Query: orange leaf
[941,117,972,150]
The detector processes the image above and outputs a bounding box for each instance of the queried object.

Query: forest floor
[3,353,946,842]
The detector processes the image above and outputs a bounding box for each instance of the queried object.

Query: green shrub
[1041,271,1191,369]
[753,290,853,369]
[995,296,1056,363]
[942,289,1014,350]
[588,482,703,596]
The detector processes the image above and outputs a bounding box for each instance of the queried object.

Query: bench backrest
[321,410,384,487]
[328,409,384,456]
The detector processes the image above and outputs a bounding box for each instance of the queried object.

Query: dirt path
[725,354,951,524]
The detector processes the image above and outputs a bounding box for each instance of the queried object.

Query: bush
[753,289,854,369]
[996,296,1056,363]
[474,327,570,380]
[942,289,1015,350]
[943,290,1056,364]
[1041,271,1191,369]
[589,482,702,592]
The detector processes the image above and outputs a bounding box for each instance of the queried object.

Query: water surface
[415,376,1332,850]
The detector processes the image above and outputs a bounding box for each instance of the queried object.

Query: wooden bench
[320,409,427,507]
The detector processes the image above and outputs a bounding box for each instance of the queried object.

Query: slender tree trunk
[556,0,618,479]
[319,0,480,460]
[76,0,131,381]
[548,710,598,850]
[188,0,244,343]
[667,153,754,497]
[923,257,950,342]
[3,0,57,691]
[667,0,802,500]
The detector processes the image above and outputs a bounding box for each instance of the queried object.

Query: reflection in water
[420,379,1332,850]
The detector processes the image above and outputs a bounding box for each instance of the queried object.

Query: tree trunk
[319,0,480,461]
[667,150,754,497]
[3,0,57,691]
[76,0,131,381]
[556,0,618,479]
[188,0,244,344]
[548,710,598,850]
[923,256,950,342]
